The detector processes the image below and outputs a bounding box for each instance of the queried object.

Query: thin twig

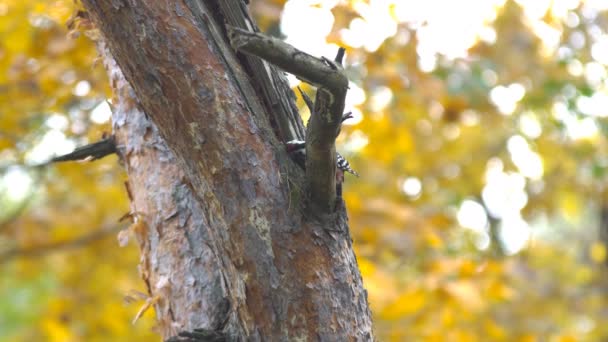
[0,224,124,263]
[47,135,117,164]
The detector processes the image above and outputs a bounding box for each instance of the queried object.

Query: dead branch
[48,136,116,163]
[228,26,349,213]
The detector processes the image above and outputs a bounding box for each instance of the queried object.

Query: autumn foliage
[1,0,608,341]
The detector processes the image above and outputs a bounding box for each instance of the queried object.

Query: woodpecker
[285,140,359,183]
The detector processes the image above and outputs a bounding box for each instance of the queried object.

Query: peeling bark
[101,44,232,337]
[85,1,372,340]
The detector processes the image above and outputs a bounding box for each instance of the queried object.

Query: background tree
[2,0,608,341]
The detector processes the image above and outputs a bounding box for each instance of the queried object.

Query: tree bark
[82,1,372,340]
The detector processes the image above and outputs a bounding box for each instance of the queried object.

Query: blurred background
[1,0,608,340]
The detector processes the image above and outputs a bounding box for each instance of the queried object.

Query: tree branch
[0,224,123,264]
[47,136,116,164]
[228,27,349,213]
[228,27,348,94]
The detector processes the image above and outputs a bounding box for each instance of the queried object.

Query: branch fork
[228,26,349,213]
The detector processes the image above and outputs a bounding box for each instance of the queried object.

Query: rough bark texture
[85,1,372,340]
[101,44,231,336]
[228,27,349,212]
[205,0,305,142]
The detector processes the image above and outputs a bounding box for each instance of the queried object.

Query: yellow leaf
[440,307,455,327]
[559,192,580,221]
[517,334,537,342]
[556,335,577,342]
[380,288,426,320]
[589,242,606,264]
[358,226,379,244]
[483,260,505,275]
[41,318,72,342]
[484,319,506,340]
[451,329,476,342]
[424,230,444,249]
[487,280,516,301]
[363,267,398,307]
[459,259,477,277]
[358,257,375,277]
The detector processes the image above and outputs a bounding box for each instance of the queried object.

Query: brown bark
[84,1,372,341]
[228,27,349,212]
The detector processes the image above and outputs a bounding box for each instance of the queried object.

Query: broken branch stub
[228,26,349,213]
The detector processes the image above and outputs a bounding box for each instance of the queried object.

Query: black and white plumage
[285,140,359,180]
[336,153,358,177]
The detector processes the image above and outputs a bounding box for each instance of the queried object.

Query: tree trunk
[599,204,608,268]
[81,1,372,340]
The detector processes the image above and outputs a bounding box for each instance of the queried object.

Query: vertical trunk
[84,1,372,340]
[599,204,608,268]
